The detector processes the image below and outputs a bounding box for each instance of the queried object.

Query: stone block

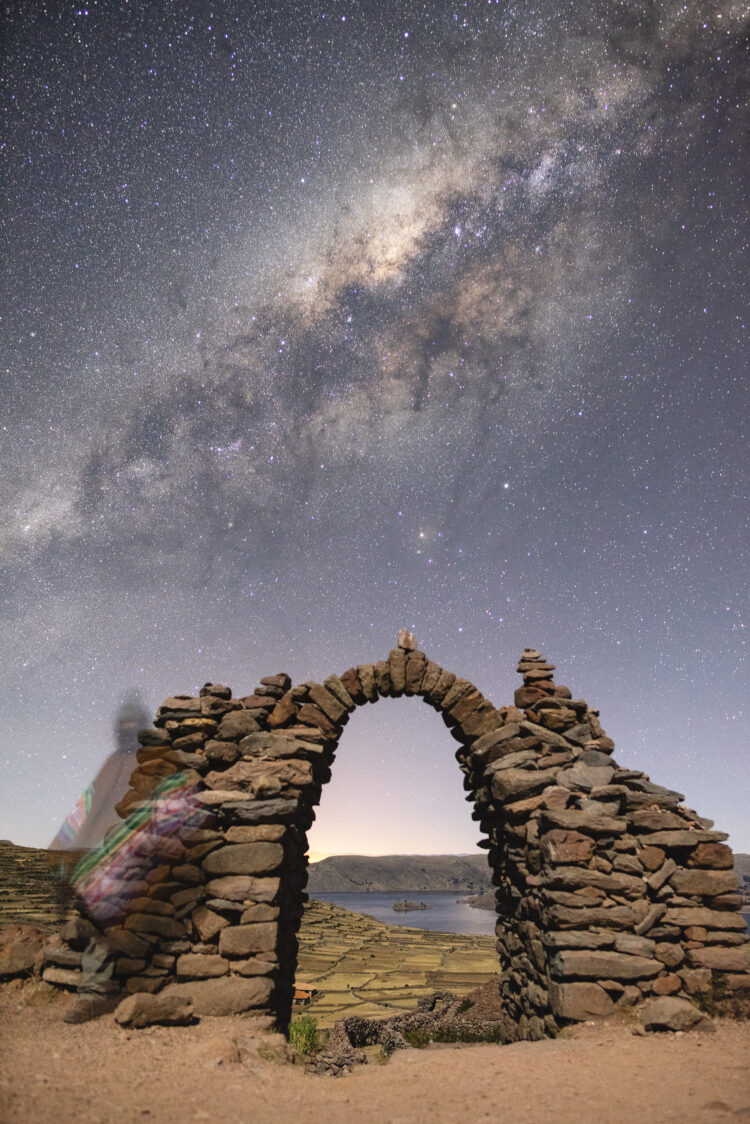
[637,846,666,872]
[296,704,341,738]
[646,858,677,891]
[549,981,614,1020]
[103,929,150,958]
[564,724,594,747]
[669,869,738,896]
[654,942,685,968]
[171,886,203,908]
[685,946,750,972]
[234,956,278,976]
[447,686,483,722]
[239,903,279,924]
[640,996,708,1032]
[663,907,746,930]
[633,903,667,935]
[686,842,734,869]
[116,957,147,974]
[724,974,750,993]
[238,733,322,760]
[124,976,166,995]
[557,765,615,792]
[323,674,356,711]
[540,829,595,865]
[373,661,392,697]
[645,830,728,848]
[114,992,194,1027]
[461,705,504,739]
[202,842,284,876]
[267,693,299,728]
[216,798,300,824]
[519,720,570,749]
[546,905,636,930]
[356,664,377,702]
[176,953,230,978]
[651,973,682,995]
[488,749,536,772]
[542,866,645,899]
[225,824,286,843]
[137,728,172,746]
[192,906,231,942]
[0,925,45,978]
[426,668,456,705]
[418,661,442,697]
[202,740,240,764]
[161,976,273,1016]
[440,677,473,712]
[216,711,261,740]
[386,650,406,695]
[404,653,427,695]
[540,808,626,836]
[307,682,348,722]
[492,768,552,802]
[219,922,278,958]
[339,666,366,703]
[614,934,656,957]
[397,628,417,649]
[551,949,663,980]
[260,674,291,692]
[159,696,201,714]
[205,876,280,903]
[515,685,552,708]
[678,967,712,993]
[42,966,82,988]
[123,914,186,940]
[542,931,615,950]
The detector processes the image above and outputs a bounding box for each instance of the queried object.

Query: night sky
[1,1,748,857]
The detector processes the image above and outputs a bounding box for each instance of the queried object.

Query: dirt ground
[1,981,748,1124]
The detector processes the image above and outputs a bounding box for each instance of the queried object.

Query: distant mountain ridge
[306,851,750,902]
[305,853,493,892]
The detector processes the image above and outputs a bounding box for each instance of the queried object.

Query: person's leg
[63,933,120,1023]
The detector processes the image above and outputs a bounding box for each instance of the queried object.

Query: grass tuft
[288,1014,320,1055]
[21,980,61,1007]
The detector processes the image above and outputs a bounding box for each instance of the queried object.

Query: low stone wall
[41,639,749,1034]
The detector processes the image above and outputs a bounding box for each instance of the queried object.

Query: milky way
[1,1,748,854]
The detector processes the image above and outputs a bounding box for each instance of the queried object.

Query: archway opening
[300,694,501,1028]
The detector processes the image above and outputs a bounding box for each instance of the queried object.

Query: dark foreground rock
[114,992,195,1028]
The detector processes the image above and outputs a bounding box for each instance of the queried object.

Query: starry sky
[1,1,748,857]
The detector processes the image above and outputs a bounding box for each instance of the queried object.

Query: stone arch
[61,635,749,1035]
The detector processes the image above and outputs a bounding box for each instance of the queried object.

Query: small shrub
[288,1014,320,1055]
[693,972,736,1018]
[21,981,60,1007]
[458,997,475,1013]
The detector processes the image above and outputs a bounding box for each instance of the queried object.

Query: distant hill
[306,853,493,892]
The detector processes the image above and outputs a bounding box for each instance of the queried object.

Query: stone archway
[61,634,749,1035]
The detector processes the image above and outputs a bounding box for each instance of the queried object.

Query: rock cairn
[41,637,748,1036]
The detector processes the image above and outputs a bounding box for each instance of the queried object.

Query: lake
[308,890,499,936]
[309,896,750,938]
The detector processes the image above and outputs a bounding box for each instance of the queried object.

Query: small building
[293,985,319,1006]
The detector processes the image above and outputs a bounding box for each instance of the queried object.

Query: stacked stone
[45,637,748,1037]
[457,648,750,1035]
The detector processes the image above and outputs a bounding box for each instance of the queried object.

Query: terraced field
[0,841,501,1027]
[296,899,499,1026]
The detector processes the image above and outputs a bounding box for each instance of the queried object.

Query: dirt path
[1,982,749,1124]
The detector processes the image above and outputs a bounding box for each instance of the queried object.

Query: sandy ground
[1,982,749,1124]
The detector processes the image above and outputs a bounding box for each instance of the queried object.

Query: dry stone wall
[47,635,749,1035]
